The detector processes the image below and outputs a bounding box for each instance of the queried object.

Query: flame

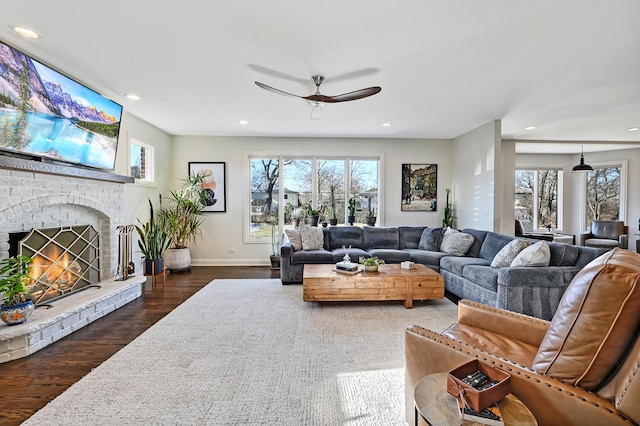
[29,245,80,289]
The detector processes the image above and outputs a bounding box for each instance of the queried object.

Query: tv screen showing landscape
[0,40,123,170]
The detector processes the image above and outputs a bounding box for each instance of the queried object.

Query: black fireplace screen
[18,225,100,306]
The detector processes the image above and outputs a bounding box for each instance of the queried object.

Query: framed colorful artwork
[401,163,438,211]
[188,162,226,212]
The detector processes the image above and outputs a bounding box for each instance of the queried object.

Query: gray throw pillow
[490,239,531,268]
[419,227,445,251]
[440,228,474,256]
[300,225,324,250]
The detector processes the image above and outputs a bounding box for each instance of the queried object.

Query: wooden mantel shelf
[0,156,134,184]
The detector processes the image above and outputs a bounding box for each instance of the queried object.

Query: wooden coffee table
[303,263,444,308]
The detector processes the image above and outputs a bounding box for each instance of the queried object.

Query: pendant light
[571,145,593,173]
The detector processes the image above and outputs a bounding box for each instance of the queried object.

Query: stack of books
[457,399,504,425]
[335,261,359,272]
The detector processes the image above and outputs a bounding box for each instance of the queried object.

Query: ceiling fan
[255,75,381,119]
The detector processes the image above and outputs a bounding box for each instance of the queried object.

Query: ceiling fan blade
[255,81,304,99]
[304,86,382,103]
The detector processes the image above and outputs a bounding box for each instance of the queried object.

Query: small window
[130,138,154,184]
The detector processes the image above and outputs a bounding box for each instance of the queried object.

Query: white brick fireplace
[0,157,145,362]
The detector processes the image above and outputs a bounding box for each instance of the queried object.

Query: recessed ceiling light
[628,127,640,132]
[238,120,249,126]
[524,126,536,130]
[125,94,141,101]
[382,122,392,127]
[14,27,40,39]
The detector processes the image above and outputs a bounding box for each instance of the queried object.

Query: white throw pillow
[440,228,474,256]
[300,225,324,250]
[491,239,531,268]
[511,241,551,267]
[284,228,302,251]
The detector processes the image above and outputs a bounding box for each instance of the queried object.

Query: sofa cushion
[330,248,369,264]
[463,265,500,291]
[363,227,400,250]
[399,226,427,249]
[490,239,531,268]
[407,249,449,267]
[531,249,640,391]
[511,241,550,267]
[300,225,324,250]
[479,232,515,261]
[367,248,411,263]
[461,228,489,258]
[585,238,620,248]
[418,227,444,251]
[284,228,302,251]
[440,256,490,276]
[547,242,579,266]
[327,226,364,250]
[440,228,474,256]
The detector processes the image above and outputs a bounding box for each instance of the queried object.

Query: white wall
[168,136,452,266]
[116,111,172,268]
[451,121,502,231]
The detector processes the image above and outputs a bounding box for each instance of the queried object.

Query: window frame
[580,159,627,231]
[244,154,381,244]
[514,167,564,231]
[129,137,155,186]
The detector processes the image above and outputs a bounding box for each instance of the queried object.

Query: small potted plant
[0,255,35,325]
[306,203,320,227]
[365,196,376,226]
[362,256,384,272]
[347,198,356,226]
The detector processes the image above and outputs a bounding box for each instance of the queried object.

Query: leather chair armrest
[579,231,593,246]
[457,300,549,347]
[620,234,629,249]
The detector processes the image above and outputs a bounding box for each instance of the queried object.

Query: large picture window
[515,169,562,231]
[248,156,380,240]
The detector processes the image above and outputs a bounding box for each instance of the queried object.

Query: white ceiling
[2,0,639,152]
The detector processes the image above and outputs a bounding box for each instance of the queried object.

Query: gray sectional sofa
[280,225,603,320]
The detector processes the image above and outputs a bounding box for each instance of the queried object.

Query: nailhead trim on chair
[407,326,631,422]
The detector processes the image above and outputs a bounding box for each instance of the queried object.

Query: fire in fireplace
[14,225,100,306]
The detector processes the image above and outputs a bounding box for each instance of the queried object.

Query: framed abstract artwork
[188,162,226,212]
[401,163,438,211]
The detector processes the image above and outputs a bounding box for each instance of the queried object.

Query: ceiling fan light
[310,102,323,120]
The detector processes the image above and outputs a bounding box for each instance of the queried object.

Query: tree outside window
[586,166,620,228]
[515,169,560,230]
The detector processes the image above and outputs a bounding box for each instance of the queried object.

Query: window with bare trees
[515,169,562,230]
[586,166,621,228]
[248,156,379,239]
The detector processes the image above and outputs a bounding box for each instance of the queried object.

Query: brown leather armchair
[406,248,640,426]
[580,220,628,249]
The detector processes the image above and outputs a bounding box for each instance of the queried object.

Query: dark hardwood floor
[0,266,278,426]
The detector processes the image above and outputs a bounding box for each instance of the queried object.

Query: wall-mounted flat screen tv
[0,39,123,170]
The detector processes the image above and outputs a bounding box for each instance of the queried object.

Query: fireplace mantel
[0,156,134,184]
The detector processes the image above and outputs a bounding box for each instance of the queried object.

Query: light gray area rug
[24,279,458,426]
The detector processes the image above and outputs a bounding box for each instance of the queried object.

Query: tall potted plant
[158,172,207,271]
[135,198,172,276]
[0,255,35,325]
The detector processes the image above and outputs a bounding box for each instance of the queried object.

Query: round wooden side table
[414,373,537,426]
